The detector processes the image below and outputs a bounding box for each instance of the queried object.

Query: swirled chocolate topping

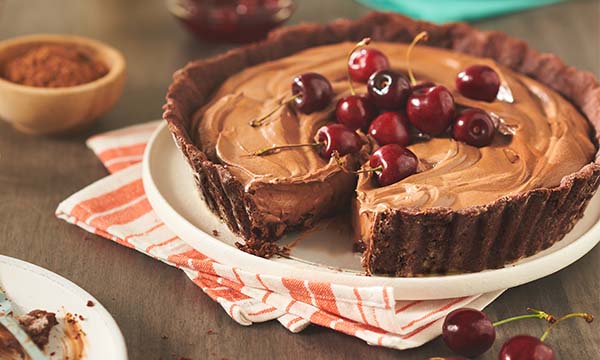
[195,42,594,213]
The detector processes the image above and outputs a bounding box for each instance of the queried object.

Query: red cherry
[315,123,362,159]
[452,108,495,147]
[292,72,333,114]
[369,144,417,186]
[335,94,378,131]
[406,85,455,135]
[499,335,554,360]
[367,70,412,110]
[456,64,500,102]
[348,47,390,83]
[368,112,410,146]
[442,308,495,358]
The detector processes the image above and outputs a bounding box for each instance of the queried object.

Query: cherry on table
[335,94,377,131]
[456,64,501,102]
[498,311,593,360]
[499,335,554,360]
[315,123,362,159]
[406,84,455,136]
[442,308,496,358]
[452,108,495,147]
[367,69,412,110]
[348,47,390,83]
[368,112,410,146]
[368,144,418,186]
[292,72,333,114]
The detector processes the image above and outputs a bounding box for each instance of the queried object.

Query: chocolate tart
[164,12,600,275]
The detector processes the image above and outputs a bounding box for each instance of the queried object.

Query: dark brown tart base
[164,12,600,276]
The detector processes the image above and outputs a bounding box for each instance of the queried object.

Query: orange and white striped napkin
[56,121,504,350]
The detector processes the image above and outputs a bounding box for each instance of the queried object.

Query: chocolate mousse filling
[165,13,600,275]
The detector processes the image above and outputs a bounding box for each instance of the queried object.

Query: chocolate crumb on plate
[17,309,58,349]
[86,300,95,307]
[235,239,289,259]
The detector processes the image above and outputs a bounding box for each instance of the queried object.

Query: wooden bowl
[0,34,126,135]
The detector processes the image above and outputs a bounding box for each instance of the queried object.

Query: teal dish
[355,0,564,22]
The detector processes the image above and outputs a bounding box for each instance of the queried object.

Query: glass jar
[167,0,296,43]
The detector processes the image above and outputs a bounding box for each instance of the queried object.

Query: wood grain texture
[0,0,598,359]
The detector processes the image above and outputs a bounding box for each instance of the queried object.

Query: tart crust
[164,12,600,275]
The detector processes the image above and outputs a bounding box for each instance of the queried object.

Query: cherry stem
[246,142,322,157]
[539,312,594,342]
[492,308,557,327]
[356,165,383,174]
[347,37,371,96]
[406,31,428,86]
[332,151,381,173]
[249,93,302,127]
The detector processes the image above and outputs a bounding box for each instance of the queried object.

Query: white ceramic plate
[144,123,600,299]
[0,255,128,359]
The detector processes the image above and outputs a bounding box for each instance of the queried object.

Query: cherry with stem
[249,72,333,127]
[347,37,389,83]
[347,37,371,95]
[336,38,378,131]
[246,123,362,159]
[442,307,557,358]
[405,31,456,136]
[499,312,594,360]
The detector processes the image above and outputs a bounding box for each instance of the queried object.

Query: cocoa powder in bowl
[2,44,109,88]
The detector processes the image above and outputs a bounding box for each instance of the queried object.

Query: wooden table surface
[1,0,599,359]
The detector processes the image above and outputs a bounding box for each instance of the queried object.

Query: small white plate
[144,123,600,299]
[0,255,128,359]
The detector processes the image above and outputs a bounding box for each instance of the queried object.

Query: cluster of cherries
[249,33,503,186]
[431,307,593,359]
